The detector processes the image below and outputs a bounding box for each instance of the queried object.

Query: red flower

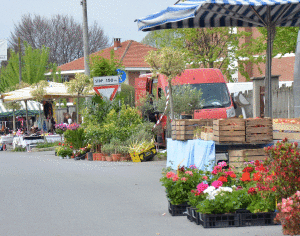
[240,172,251,182]
[58,143,61,145]
[243,167,254,173]
[248,187,257,195]
[253,172,261,181]
[230,173,236,178]
[271,186,277,192]
[70,146,73,149]
[62,143,65,146]
[218,176,228,183]
[254,160,260,166]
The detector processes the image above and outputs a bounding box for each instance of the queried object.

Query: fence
[238,84,294,118]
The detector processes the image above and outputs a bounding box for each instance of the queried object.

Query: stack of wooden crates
[171,118,273,167]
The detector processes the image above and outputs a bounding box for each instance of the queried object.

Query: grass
[12,146,26,152]
[36,141,60,149]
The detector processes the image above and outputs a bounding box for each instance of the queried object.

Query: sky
[0,0,175,47]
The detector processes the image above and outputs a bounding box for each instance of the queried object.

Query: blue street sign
[116,69,126,83]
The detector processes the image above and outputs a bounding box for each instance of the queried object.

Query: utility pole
[81,0,90,76]
[294,28,300,118]
[18,37,22,84]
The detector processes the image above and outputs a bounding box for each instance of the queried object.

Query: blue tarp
[166,139,215,171]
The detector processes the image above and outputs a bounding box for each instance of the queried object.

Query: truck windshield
[169,83,231,108]
[190,83,231,108]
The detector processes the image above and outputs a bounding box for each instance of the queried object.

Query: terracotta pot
[112,153,121,162]
[106,155,113,162]
[98,153,105,161]
[92,153,97,161]
[120,156,127,161]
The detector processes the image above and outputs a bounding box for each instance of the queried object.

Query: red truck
[135,68,236,120]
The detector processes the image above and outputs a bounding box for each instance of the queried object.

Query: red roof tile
[58,40,157,72]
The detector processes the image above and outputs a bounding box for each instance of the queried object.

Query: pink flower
[166,172,175,179]
[185,171,193,176]
[172,175,179,182]
[203,176,208,180]
[218,161,227,168]
[211,180,223,189]
[181,177,188,181]
[196,182,209,193]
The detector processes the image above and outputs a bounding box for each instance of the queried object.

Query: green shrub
[12,146,26,152]
[64,127,87,150]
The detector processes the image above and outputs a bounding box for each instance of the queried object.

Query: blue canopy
[136,0,300,118]
[136,0,300,31]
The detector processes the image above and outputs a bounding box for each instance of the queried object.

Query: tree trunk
[168,80,175,120]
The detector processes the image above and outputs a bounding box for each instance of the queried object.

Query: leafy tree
[9,14,110,65]
[30,80,49,129]
[258,27,299,56]
[115,83,135,107]
[141,30,180,48]
[145,47,186,120]
[156,84,203,118]
[0,43,49,92]
[65,73,92,123]
[90,50,123,78]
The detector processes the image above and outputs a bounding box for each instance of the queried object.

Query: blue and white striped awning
[0,100,42,114]
[136,0,300,31]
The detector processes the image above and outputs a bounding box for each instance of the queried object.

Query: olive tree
[65,73,92,123]
[145,47,186,120]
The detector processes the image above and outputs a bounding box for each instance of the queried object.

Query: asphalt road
[0,151,284,236]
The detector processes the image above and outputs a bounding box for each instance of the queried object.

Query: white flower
[203,186,216,194]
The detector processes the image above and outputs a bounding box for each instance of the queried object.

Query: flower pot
[98,153,106,161]
[106,155,113,162]
[112,153,121,162]
[93,153,100,161]
[87,152,93,161]
[120,156,127,161]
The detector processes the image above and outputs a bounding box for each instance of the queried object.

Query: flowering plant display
[275,191,300,235]
[186,160,276,214]
[67,123,80,130]
[56,143,73,158]
[160,166,205,205]
[262,138,300,199]
[55,123,68,135]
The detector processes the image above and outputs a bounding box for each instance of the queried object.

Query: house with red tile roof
[53,38,157,87]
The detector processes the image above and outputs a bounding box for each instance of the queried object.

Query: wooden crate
[273,122,300,140]
[171,119,213,141]
[228,148,268,168]
[200,132,214,141]
[246,118,273,143]
[213,118,246,143]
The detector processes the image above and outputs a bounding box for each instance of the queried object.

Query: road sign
[93,76,119,86]
[116,69,127,83]
[93,85,119,101]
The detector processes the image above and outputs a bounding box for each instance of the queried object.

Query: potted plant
[102,143,113,162]
[56,144,73,159]
[275,191,300,235]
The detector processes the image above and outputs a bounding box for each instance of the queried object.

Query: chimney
[114,38,121,50]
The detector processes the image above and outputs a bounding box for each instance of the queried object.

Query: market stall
[168,118,274,170]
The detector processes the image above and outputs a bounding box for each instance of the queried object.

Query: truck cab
[135,68,236,119]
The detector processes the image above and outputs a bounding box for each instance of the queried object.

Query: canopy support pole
[25,101,29,134]
[264,7,276,118]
